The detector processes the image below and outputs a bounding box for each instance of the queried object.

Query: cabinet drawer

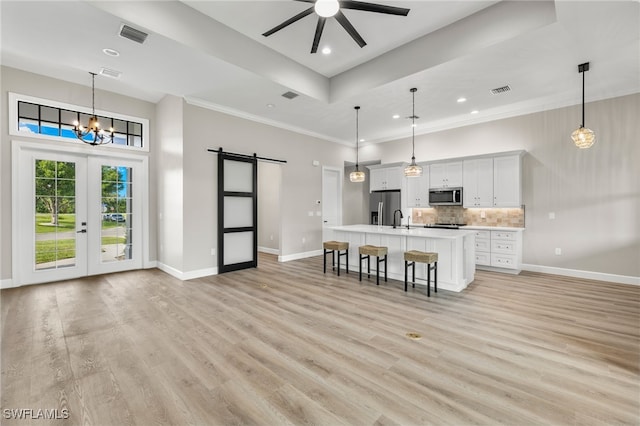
[474,230,491,240]
[491,230,517,241]
[491,240,515,253]
[475,252,491,266]
[491,253,517,268]
[475,239,491,251]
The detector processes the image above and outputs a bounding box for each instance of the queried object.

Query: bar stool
[323,241,349,276]
[359,245,388,285]
[404,250,438,297]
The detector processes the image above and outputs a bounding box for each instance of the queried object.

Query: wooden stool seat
[359,245,388,285]
[323,241,349,276]
[404,250,438,297]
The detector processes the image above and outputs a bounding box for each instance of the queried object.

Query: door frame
[11,139,150,286]
[322,166,343,242]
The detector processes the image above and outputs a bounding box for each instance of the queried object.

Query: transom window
[17,101,144,148]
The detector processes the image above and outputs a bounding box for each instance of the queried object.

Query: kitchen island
[327,225,476,292]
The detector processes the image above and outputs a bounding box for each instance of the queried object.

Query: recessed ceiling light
[457,97,467,103]
[392,114,400,119]
[471,110,479,114]
[322,47,331,55]
[359,138,365,142]
[102,48,120,57]
[411,123,417,128]
[266,103,275,108]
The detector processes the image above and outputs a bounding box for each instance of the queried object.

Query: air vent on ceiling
[99,68,122,79]
[490,85,511,95]
[119,24,148,44]
[281,91,299,100]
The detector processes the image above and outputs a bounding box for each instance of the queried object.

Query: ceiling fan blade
[311,17,327,53]
[293,0,316,3]
[340,1,410,16]
[262,6,314,37]
[334,10,366,48]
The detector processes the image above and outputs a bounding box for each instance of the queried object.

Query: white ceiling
[1,1,639,146]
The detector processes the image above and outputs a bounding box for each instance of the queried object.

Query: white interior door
[14,145,144,285]
[322,166,343,242]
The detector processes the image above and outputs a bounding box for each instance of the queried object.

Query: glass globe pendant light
[350,106,365,183]
[404,88,422,177]
[571,62,595,149]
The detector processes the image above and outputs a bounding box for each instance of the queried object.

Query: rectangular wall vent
[281,91,299,100]
[119,24,148,44]
[490,85,511,95]
[99,68,122,79]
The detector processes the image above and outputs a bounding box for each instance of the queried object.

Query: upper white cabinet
[463,158,494,207]
[368,164,404,191]
[493,154,522,207]
[463,153,522,208]
[429,161,463,188]
[405,165,430,207]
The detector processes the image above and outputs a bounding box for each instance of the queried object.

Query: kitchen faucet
[392,209,403,229]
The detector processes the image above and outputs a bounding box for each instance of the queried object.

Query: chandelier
[73,72,114,145]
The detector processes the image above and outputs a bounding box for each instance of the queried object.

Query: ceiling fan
[262,0,410,53]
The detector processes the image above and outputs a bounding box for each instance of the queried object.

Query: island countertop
[326,224,476,292]
[329,224,476,239]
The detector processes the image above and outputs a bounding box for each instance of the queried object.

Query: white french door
[14,145,144,285]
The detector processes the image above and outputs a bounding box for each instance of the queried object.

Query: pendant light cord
[90,72,97,117]
[411,88,416,160]
[355,106,360,170]
[581,68,585,127]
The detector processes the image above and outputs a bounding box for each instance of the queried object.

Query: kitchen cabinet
[430,161,463,188]
[405,165,430,207]
[467,227,523,273]
[493,155,521,207]
[368,165,404,191]
[463,158,494,207]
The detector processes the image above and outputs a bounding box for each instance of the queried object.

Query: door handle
[323,220,328,223]
[77,229,87,233]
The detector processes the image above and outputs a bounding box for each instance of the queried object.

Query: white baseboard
[258,246,280,255]
[1,278,16,290]
[279,249,323,263]
[521,264,640,286]
[157,262,218,281]
[144,260,158,269]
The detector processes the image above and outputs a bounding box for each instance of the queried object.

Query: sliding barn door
[218,150,258,273]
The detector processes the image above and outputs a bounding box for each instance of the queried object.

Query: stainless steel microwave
[428,187,463,206]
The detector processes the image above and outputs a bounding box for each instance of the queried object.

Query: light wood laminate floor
[2,253,639,425]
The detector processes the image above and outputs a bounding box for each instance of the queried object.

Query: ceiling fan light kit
[263,0,410,54]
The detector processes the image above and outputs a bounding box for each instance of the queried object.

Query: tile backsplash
[411,206,525,228]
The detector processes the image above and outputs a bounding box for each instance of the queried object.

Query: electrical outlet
[270,234,274,241]
[555,248,562,255]
[302,237,306,244]
[549,212,556,220]
[480,211,486,219]
[308,211,314,216]
[211,248,216,256]
[417,211,422,217]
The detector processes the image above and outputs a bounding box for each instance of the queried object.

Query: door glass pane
[223,232,254,264]
[224,196,253,228]
[223,160,253,192]
[34,160,76,270]
[101,165,132,263]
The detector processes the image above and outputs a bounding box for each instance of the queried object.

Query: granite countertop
[330,224,476,239]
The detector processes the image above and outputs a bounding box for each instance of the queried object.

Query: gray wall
[359,93,640,278]
[180,101,353,272]
[258,161,282,252]
[0,66,157,281]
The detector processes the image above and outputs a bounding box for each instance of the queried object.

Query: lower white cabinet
[468,228,522,273]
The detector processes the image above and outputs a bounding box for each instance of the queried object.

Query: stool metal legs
[359,254,387,285]
[404,260,437,297]
[324,249,349,275]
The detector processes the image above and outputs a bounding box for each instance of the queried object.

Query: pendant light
[404,88,422,177]
[73,72,114,145]
[571,62,595,149]
[349,106,365,183]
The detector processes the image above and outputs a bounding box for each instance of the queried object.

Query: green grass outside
[36,213,122,233]
[35,236,127,264]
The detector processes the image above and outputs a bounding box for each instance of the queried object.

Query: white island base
[327,225,476,292]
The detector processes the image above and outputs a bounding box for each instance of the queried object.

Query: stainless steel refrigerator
[369,190,401,226]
